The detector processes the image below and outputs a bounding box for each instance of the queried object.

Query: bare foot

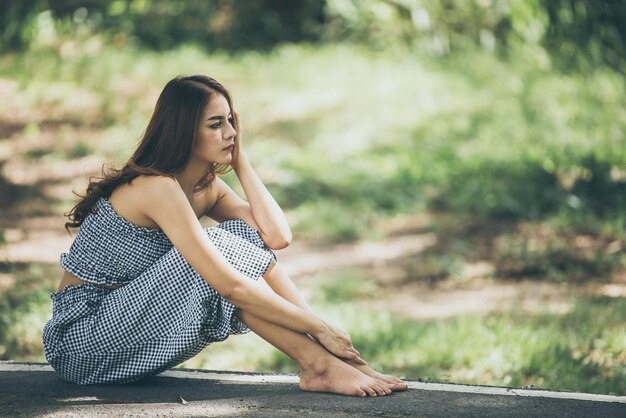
[299,358,395,397]
[343,359,408,392]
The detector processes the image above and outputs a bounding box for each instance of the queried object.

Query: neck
[175,159,211,196]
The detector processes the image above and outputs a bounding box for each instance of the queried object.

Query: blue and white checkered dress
[43,197,276,385]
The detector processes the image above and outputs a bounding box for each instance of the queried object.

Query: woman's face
[193,93,236,165]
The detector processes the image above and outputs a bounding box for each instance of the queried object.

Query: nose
[225,121,236,139]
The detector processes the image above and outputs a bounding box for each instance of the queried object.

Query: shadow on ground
[1,364,624,418]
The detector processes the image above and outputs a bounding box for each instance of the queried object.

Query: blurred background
[0,0,625,395]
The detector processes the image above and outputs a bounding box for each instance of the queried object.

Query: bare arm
[261,265,357,352]
[144,177,311,333]
[208,110,292,249]
[261,265,313,313]
[142,177,363,363]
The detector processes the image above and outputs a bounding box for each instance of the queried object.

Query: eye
[228,116,234,126]
[210,121,223,129]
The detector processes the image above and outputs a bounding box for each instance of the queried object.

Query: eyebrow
[206,114,232,121]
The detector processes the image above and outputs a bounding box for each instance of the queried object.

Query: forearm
[230,277,323,336]
[146,179,318,337]
[263,264,313,313]
[197,248,320,334]
[233,154,292,247]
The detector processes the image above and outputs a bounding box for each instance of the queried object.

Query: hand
[230,109,245,170]
[314,321,367,365]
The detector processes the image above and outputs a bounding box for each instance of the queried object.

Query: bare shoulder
[135,175,181,200]
[212,176,230,196]
[108,175,185,229]
[199,176,226,212]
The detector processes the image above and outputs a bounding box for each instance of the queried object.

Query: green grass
[313,269,380,303]
[1,261,624,395]
[181,266,626,396]
[3,40,625,241]
[0,262,58,361]
[1,38,625,395]
[209,294,626,396]
[180,284,626,396]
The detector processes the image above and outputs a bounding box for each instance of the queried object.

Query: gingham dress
[42,197,276,385]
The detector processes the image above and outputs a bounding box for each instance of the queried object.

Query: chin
[206,154,232,165]
[217,156,232,165]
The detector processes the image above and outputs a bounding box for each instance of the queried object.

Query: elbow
[266,231,292,250]
[223,282,252,307]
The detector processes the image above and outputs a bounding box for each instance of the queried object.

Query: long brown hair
[65,75,233,231]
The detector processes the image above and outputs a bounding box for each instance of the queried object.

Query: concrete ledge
[1,361,624,417]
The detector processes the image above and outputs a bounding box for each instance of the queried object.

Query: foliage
[187,282,626,396]
[1,22,625,395]
[542,0,626,71]
[1,0,325,51]
[0,0,49,50]
[0,263,57,361]
[2,1,625,71]
[2,259,624,395]
[2,40,625,240]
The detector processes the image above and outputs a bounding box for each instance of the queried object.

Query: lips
[223,145,234,151]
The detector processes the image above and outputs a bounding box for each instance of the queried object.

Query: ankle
[299,352,337,375]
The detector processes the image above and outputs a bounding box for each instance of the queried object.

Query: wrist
[310,317,328,339]
[231,152,249,172]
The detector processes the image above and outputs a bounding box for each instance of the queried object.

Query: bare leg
[236,308,395,397]
[262,262,407,391]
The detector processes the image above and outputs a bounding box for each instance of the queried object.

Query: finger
[342,350,358,361]
[347,348,366,364]
[344,341,360,355]
[353,355,367,365]
[345,344,360,356]
[232,111,242,133]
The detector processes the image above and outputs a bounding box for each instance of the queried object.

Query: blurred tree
[543,0,626,70]
[0,0,48,50]
[1,0,624,69]
[209,0,325,50]
[3,0,325,51]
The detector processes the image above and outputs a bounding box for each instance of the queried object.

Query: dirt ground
[1,109,625,317]
[1,202,624,319]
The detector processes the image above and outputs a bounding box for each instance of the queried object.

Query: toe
[381,377,396,385]
[393,383,408,392]
[363,385,377,397]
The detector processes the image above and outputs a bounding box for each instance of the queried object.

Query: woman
[43,75,407,397]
